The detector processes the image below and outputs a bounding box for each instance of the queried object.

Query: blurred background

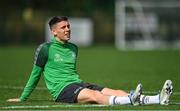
[0,0,114,46]
[0,1,180,109]
[0,0,180,50]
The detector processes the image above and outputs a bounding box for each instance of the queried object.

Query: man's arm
[7,65,43,102]
[19,65,43,101]
[7,43,50,102]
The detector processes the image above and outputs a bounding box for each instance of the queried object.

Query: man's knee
[90,90,104,102]
[101,88,128,96]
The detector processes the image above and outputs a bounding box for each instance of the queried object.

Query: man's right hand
[7,98,21,102]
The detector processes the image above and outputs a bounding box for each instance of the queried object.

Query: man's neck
[55,37,67,43]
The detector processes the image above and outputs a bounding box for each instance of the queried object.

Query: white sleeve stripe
[33,44,44,65]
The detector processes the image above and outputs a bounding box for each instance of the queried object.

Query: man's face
[51,21,71,42]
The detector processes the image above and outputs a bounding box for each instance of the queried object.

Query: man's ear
[51,28,57,36]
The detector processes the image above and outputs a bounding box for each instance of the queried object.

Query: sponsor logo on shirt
[54,53,63,62]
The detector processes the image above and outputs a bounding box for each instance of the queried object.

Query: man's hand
[7,98,21,102]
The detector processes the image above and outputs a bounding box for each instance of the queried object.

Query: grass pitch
[0,45,180,110]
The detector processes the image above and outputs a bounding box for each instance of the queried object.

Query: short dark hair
[48,16,68,30]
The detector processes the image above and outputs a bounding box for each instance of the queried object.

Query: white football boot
[129,83,143,106]
[159,80,173,105]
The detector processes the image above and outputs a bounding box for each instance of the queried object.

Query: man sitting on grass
[7,16,173,105]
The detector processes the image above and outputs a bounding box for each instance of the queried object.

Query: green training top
[20,37,82,101]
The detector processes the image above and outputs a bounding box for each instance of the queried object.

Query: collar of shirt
[52,37,68,47]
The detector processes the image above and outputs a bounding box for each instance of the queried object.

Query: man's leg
[77,88,132,105]
[140,80,173,105]
[77,84,142,105]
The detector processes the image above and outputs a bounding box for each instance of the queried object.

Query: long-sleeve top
[20,37,82,101]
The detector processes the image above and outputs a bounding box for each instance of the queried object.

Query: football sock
[140,94,160,105]
[109,96,131,105]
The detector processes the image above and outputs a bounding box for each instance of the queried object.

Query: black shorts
[55,82,104,103]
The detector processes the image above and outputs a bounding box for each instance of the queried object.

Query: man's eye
[61,26,66,29]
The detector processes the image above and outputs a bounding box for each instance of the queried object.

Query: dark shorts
[55,82,104,103]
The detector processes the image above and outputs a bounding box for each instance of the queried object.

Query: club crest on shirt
[71,51,76,58]
[54,53,63,62]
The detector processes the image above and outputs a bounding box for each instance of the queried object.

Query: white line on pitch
[0,104,108,109]
[1,102,180,110]
[0,85,46,90]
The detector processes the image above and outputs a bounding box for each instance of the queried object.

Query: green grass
[0,45,180,110]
